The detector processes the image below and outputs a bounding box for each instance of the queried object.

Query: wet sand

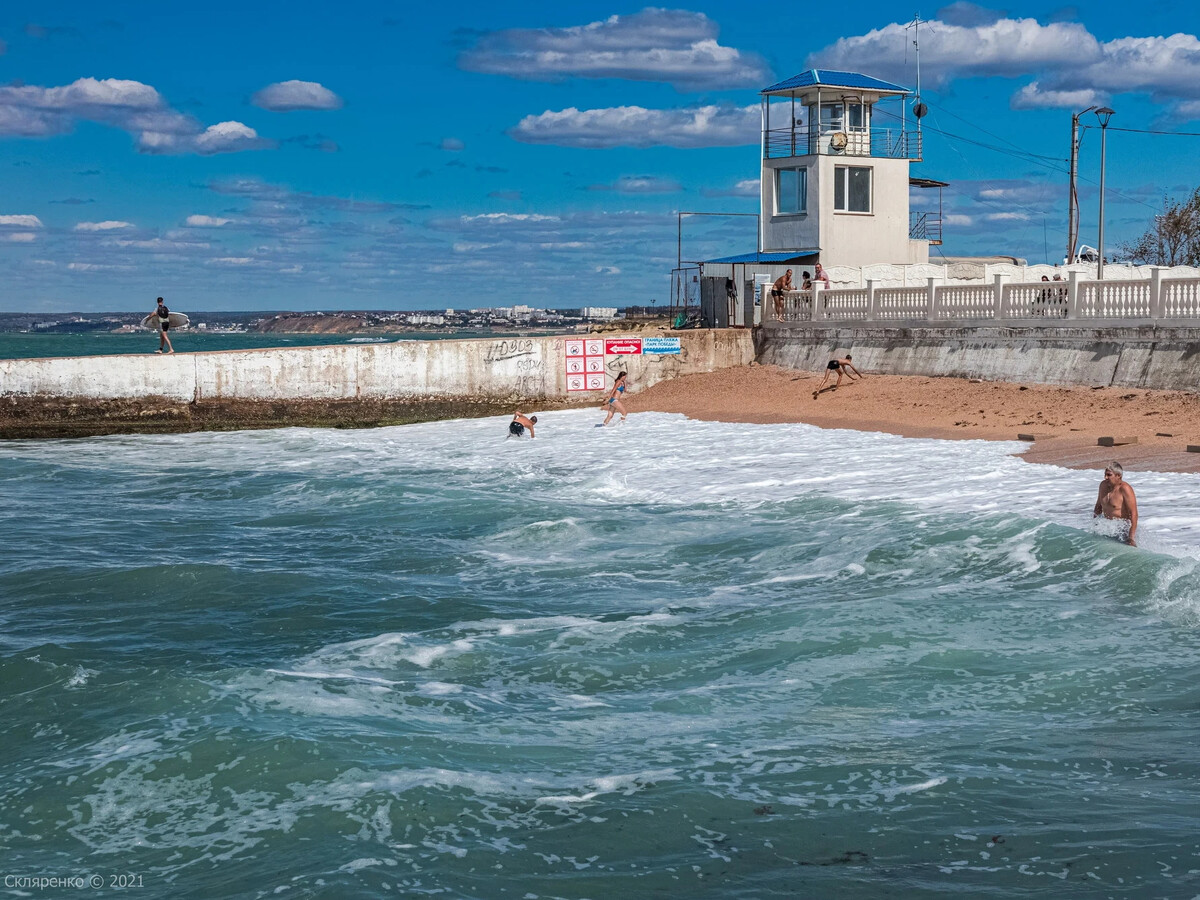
[630,364,1200,474]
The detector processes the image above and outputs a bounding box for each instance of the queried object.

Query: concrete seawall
[0,330,754,438]
[757,325,1200,390]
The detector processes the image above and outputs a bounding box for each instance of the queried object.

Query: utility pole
[1067,105,1096,265]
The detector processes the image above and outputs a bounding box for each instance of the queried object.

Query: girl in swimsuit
[602,371,629,425]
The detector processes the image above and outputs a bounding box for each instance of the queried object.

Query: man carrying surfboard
[153,297,175,354]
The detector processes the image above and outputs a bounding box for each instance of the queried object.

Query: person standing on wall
[153,297,174,354]
[770,269,793,318]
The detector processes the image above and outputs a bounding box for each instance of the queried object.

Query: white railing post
[926,277,938,322]
[1149,267,1163,319]
[1067,271,1079,320]
[993,274,1004,320]
[813,283,824,322]
[865,279,877,322]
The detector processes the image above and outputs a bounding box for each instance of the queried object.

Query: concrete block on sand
[1017,433,1055,442]
[1098,436,1137,447]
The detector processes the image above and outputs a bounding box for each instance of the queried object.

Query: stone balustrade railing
[770,269,1200,326]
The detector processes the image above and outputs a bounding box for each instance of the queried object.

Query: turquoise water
[2,412,1199,898]
[0,331,504,360]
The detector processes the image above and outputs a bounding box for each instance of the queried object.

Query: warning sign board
[604,338,643,355]
[565,338,606,392]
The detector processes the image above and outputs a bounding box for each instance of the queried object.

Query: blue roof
[762,69,910,95]
[703,250,819,265]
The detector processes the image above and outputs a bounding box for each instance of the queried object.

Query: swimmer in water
[1093,460,1138,546]
[508,412,537,439]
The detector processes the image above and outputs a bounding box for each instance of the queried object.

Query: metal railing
[763,127,920,160]
[761,272,1200,326]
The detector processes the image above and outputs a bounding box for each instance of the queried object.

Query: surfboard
[141,312,190,330]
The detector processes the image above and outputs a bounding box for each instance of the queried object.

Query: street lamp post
[1094,106,1115,280]
[1067,105,1096,264]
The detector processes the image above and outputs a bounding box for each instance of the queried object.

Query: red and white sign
[565,338,606,391]
[604,338,643,355]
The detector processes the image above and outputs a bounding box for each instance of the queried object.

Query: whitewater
[2,409,1198,898]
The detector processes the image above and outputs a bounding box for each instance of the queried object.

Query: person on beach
[1093,461,1138,546]
[814,354,863,395]
[770,270,793,317]
[508,412,537,439]
[153,297,174,354]
[602,371,629,425]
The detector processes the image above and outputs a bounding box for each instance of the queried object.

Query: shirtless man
[770,269,793,317]
[508,412,537,439]
[813,353,863,396]
[1093,461,1137,546]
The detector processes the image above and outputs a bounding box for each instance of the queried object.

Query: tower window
[776,167,807,215]
[834,166,872,213]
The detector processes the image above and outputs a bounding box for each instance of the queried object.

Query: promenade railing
[763,270,1200,327]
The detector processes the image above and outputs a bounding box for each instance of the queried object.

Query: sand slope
[629,364,1200,474]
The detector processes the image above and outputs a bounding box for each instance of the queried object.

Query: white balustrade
[769,271,1200,326]
[1002,283,1069,319]
[1160,278,1200,319]
[934,284,997,320]
[874,287,928,320]
[814,289,869,321]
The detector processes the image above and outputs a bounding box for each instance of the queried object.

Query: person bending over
[815,354,863,393]
[509,412,537,439]
[1093,461,1138,545]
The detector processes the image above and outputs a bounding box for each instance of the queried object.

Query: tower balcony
[764,125,922,161]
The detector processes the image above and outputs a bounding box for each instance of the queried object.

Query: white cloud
[3,232,36,242]
[186,215,231,227]
[0,214,43,228]
[510,103,759,149]
[945,214,974,226]
[809,18,1200,110]
[140,120,271,155]
[461,213,560,224]
[67,262,135,271]
[251,80,343,112]
[74,220,134,231]
[0,77,270,155]
[1012,82,1105,110]
[702,178,759,198]
[209,257,256,265]
[459,8,768,91]
[440,137,464,151]
[589,175,682,193]
[985,212,1031,221]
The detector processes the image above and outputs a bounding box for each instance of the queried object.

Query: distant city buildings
[580,307,618,319]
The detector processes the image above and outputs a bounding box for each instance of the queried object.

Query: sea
[0,331,505,361]
[2,410,1199,899]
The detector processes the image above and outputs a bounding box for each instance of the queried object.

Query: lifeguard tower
[759,69,929,267]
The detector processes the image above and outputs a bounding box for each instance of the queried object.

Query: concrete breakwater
[757,324,1200,390]
[0,330,753,438]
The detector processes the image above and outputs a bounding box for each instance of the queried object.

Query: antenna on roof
[905,14,928,161]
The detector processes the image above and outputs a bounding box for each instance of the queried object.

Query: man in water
[508,412,537,439]
[813,353,863,396]
[153,296,174,354]
[1093,461,1138,545]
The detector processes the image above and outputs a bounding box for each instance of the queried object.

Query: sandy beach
[630,364,1200,474]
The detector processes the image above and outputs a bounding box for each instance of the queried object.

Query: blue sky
[1,0,1198,312]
